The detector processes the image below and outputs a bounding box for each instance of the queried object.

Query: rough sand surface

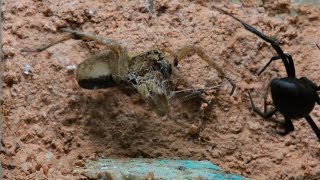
[1,0,320,179]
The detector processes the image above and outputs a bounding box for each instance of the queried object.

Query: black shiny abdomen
[270,77,317,119]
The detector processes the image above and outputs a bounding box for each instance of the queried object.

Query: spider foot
[275,129,292,137]
[247,91,277,119]
[276,117,294,136]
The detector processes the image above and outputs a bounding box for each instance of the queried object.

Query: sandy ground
[1,0,320,179]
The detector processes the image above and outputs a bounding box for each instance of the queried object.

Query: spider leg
[211,5,296,78]
[174,45,236,95]
[22,29,123,53]
[60,29,122,50]
[305,115,320,141]
[263,88,269,113]
[21,34,74,52]
[23,29,130,77]
[60,29,130,76]
[258,55,281,76]
[257,54,294,76]
[248,91,277,118]
[277,117,294,136]
[248,91,297,136]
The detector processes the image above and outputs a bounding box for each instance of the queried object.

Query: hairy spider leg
[23,29,123,53]
[21,34,74,52]
[211,5,295,78]
[172,85,221,102]
[174,45,236,95]
[23,28,130,78]
[60,28,123,57]
[60,29,130,78]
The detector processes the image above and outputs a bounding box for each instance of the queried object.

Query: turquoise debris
[74,158,248,180]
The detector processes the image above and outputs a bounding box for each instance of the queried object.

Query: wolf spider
[23,28,235,116]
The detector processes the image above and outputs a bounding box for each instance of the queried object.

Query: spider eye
[153,49,160,54]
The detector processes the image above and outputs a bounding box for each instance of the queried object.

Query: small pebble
[45,151,54,161]
[85,8,95,17]
[188,124,199,136]
[66,64,77,71]
[23,64,32,75]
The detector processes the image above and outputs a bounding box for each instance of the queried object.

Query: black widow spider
[211,5,320,141]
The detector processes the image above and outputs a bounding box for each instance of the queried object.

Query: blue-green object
[74,158,248,180]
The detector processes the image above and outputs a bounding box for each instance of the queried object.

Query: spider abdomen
[270,77,316,119]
